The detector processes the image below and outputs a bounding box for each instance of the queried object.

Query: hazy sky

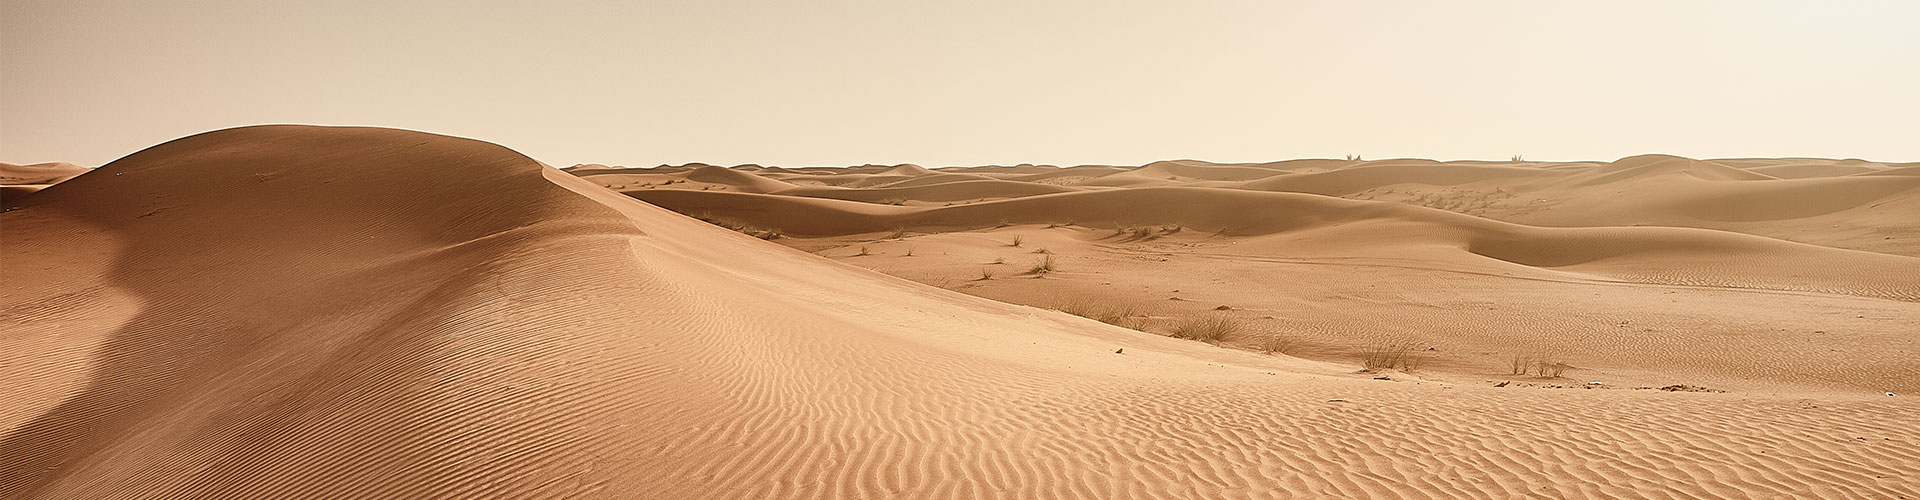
[4,1,1917,167]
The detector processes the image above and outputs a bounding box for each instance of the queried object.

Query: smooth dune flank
[4,127,1917,499]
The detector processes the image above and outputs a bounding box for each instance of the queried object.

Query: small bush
[977,268,995,280]
[904,246,915,256]
[1032,247,1051,254]
[856,246,871,256]
[1360,341,1424,372]
[887,227,907,239]
[1054,296,1138,326]
[1257,335,1297,355]
[1023,255,1056,275]
[1010,235,1024,247]
[1170,315,1239,343]
[1508,354,1534,375]
[1509,354,1570,378]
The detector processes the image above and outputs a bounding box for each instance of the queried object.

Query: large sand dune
[5,126,1916,498]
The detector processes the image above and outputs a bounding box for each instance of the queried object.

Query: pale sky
[3,0,1917,168]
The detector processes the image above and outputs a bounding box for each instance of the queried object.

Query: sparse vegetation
[977,268,995,280]
[1010,235,1024,247]
[1511,155,1525,162]
[1509,354,1571,378]
[1508,354,1534,375]
[1257,335,1297,355]
[1023,255,1056,275]
[990,257,1005,265]
[878,197,908,205]
[1360,341,1424,372]
[904,246,915,256]
[692,212,783,240]
[886,227,907,239]
[856,246,871,256]
[1169,314,1239,343]
[1053,295,1139,326]
[1032,247,1051,254]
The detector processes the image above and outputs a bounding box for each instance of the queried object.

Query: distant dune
[4,127,1915,498]
[605,156,1920,395]
[0,161,90,200]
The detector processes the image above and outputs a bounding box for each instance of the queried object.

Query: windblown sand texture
[3,126,1915,499]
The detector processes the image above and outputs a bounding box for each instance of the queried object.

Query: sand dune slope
[4,126,1916,499]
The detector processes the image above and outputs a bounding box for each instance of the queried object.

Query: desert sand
[4,126,1916,498]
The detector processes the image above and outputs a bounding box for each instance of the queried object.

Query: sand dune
[1,161,90,200]
[0,161,89,185]
[6,126,1915,499]
[616,156,1920,396]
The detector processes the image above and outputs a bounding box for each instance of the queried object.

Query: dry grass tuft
[886,227,907,239]
[1053,295,1139,326]
[1360,341,1425,372]
[1169,314,1239,343]
[1023,255,1056,275]
[977,268,995,280]
[1010,235,1024,247]
[903,246,915,257]
[1509,354,1571,378]
[1257,335,1297,355]
[855,246,871,256]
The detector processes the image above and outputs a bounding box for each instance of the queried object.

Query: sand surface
[3,127,1916,498]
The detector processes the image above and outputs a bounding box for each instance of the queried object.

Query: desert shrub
[1509,354,1570,378]
[1170,315,1239,343]
[978,268,995,280]
[1360,341,1424,372]
[887,227,907,239]
[856,246,871,256]
[1023,255,1056,275]
[1053,296,1139,326]
[1257,335,1297,355]
[904,246,915,256]
[1508,354,1535,375]
[1010,235,1024,247]
[878,197,908,205]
